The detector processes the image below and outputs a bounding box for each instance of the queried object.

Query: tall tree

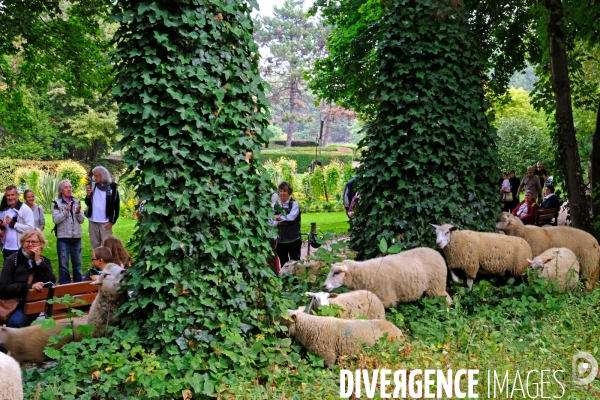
[0,0,113,132]
[350,0,499,258]
[255,0,327,146]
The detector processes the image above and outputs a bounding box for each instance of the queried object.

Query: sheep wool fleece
[286,311,403,367]
[0,352,23,400]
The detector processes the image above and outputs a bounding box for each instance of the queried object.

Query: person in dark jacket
[540,185,560,210]
[85,166,120,250]
[508,170,521,213]
[269,181,301,267]
[0,228,56,328]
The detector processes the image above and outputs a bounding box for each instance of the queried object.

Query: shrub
[56,160,88,195]
[259,153,353,172]
[36,172,61,210]
[324,161,342,197]
[271,140,316,147]
[277,157,297,183]
[14,167,42,195]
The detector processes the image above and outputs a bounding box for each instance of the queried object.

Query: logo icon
[572,351,598,385]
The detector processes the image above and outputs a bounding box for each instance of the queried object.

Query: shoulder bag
[0,271,34,324]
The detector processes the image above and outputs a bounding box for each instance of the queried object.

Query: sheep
[323,247,451,307]
[0,263,127,364]
[0,352,23,399]
[431,223,533,290]
[280,259,328,276]
[282,309,404,367]
[527,247,580,291]
[306,290,386,320]
[0,317,87,364]
[496,212,600,289]
[87,263,128,337]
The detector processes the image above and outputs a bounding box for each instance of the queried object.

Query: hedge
[270,140,317,147]
[258,153,354,173]
[0,158,127,190]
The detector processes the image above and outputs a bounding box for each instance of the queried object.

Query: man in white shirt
[0,185,35,258]
[84,166,120,250]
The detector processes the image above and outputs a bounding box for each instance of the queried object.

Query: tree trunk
[544,0,591,231]
[286,78,296,147]
[590,96,600,221]
[322,108,331,146]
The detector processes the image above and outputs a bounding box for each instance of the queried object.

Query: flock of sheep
[1,214,598,395]
[281,212,599,367]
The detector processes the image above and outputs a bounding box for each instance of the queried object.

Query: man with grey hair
[85,165,120,249]
[52,180,84,283]
[516,166,542,203]
[0,185,34,258]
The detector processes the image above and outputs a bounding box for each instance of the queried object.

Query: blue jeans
[7,308,35,328]
[58,240,83,284]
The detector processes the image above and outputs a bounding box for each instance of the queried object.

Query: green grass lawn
[39,211,348,277]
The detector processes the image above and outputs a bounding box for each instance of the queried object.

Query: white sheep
[323,247,451,307]
[431,223,533,290]
[306,290,386,320]
[280,259,328,276]
[0,264,127,363]
[87,263,128,337]
[0,352,23,399]
[497,212,600,289]
[527,247,580,291]
[282,309,404,367]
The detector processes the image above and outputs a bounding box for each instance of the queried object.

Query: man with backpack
[52,180,85,284]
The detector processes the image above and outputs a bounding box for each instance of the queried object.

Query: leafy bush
[259,153,354,173]
[271,140,317,147]
[14,167,42,194]
[56,160,88,195]
[36,172,61,210]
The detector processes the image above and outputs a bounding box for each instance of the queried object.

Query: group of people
[500,161,560,225]
[0,165,130,330]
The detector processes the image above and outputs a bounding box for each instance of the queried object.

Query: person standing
[500,172,512,212]
[534,161,545,188]
[52,180,85,284]
[24,189,45,231]
[517,166,542,204]
[0,186,34,259]
[85,166,120,250]
[269,181,301,267]
[508,170,521,212]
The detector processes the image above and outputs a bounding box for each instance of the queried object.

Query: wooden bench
[23,281,98,320]
[535,207,560,227]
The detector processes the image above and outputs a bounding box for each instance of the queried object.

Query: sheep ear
[526,259,535,265]
[430,224,439,229]
[90,279,101,286]
[305,292,315,297]
[543,258,552,265]
[328,293,338,299]
[450,226,459,232]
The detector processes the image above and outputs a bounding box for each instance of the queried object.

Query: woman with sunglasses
[0,228,56,328]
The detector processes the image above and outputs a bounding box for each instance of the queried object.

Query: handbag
[0,272,34,325]
[502,192,513,202]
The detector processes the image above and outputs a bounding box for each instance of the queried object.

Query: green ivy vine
[351,0,500,258]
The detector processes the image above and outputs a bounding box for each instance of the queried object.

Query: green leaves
[350,0,500,258]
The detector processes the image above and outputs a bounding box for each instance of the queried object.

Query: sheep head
[306,291,337,307]
[431,224,458,249]
[91,263,126,293]
[323,263,347,292]
[496,212,521,232]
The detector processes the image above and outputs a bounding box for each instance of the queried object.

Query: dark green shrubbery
[351,0,500,258]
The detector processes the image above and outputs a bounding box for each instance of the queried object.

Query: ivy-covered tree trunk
[543,0,592,231]
[591,96,600,223]
[111,0,284,391]
[351,0,499,258]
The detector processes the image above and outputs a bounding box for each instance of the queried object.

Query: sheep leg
[466,278,474,291]
[444,292,453,305]
[449,269,460,283]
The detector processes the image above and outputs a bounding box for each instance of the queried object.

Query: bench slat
[53,282,98,297]
[23,300,47,315]
[49,293,97,312]
[535,207,559,227]
[25,288,51,301]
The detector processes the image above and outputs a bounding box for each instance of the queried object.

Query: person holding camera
[0,228,56,328]
[52,179,85,284]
